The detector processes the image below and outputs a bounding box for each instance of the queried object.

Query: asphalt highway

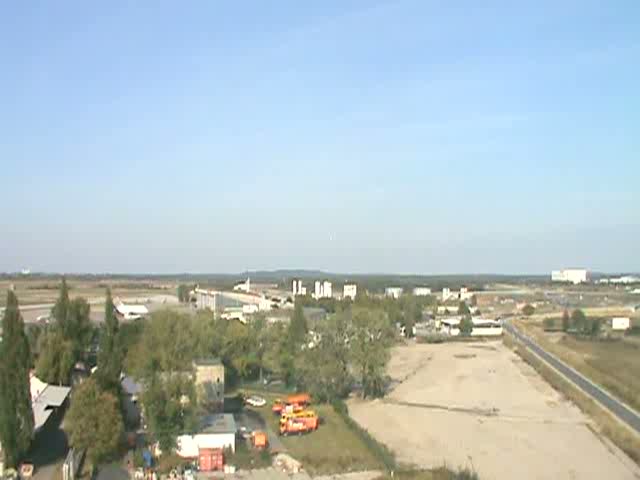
[505,321,640,435]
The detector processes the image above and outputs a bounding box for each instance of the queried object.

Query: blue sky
[1,1,639,274]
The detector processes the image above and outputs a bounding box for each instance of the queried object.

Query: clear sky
[1,1,639,274]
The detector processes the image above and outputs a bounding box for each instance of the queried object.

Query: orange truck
[272,393,311,415]
[279,411,319,436]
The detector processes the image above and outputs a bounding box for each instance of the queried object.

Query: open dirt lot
[348,341,640,480]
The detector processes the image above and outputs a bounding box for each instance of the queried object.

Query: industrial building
[551,269,590,284]
[343,283,357,300]
[439,317,503,337]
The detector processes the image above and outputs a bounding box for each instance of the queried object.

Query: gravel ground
[348,341,640,480]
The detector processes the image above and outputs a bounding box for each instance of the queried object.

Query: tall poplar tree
[0,290,35,468]
[97,289,121,392]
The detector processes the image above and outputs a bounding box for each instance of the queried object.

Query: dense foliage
[66,378,124,465]
[96,289,122,393]
[36,279,94,384]
[0,291,35,468]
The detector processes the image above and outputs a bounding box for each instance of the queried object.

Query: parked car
[245,395,266,407]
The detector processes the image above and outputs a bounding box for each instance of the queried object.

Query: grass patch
[245,392,384,475]
[504,333,640,465]
[375,466,478,480]
[225,442,272,470]
[332,400,396,471]
[516,320,640,413]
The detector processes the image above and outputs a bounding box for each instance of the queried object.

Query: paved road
[504,321,640,435]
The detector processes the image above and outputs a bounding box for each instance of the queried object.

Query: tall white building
[442,288,453,301]
[313,280,333,299]
[413,287,432,296]
[385,287,403,299]
[551,269,590,284]
[292,279,306,296]
[343,284,357,300]
[323,280,332,298]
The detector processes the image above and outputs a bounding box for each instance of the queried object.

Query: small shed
[176,414,236,458]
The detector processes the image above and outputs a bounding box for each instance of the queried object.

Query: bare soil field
[348,341,640,480]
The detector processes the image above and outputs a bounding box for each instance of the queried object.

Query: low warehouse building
[611,317,630,331]
[440,317,503,337]
[176,414,236,458]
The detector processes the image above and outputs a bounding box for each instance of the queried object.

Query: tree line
[0,281,127,469]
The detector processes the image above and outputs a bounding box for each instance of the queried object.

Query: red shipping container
[199,448,224,472]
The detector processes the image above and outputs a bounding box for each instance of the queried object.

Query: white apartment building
[551,269,590,284]
[385,287,404,299]
[292,279,306,296]
[413,287,432,296]
[442,288,453,301]
[323,280,332,298]
[343,284,357,300]
[313,280,333,299]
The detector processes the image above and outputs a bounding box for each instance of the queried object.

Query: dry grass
[504,334,640,465]
[0,278,173,306]
[244,391,383,475]
[516,319,640,412]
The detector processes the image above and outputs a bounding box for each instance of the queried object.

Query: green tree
[51,279,92,358]
[220,321,259,381]
[64,298,93,358]
[125,311,203,379]
[522,304,535,316]
[457,302,470,315]
[36,330,75,385]
[459,315,473,336]
[96,289,122,393]
[66,378,123,466]
[142,375,197,453]
[297,313,352,402]
[177,285,192,303]
[401,298,421,338]
[261,322,293,382]
[562,310,570,332]
[571,309,587,332]
[0,291,35,468]
[288,300,308,346]
[350,308,394,398]
[590,318,602,337]
[51,277,70,326]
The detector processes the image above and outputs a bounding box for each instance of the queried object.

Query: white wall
[611,317,630,330]
[176,433,236,458]
[343,284,357,300]
[413,287,431,296]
